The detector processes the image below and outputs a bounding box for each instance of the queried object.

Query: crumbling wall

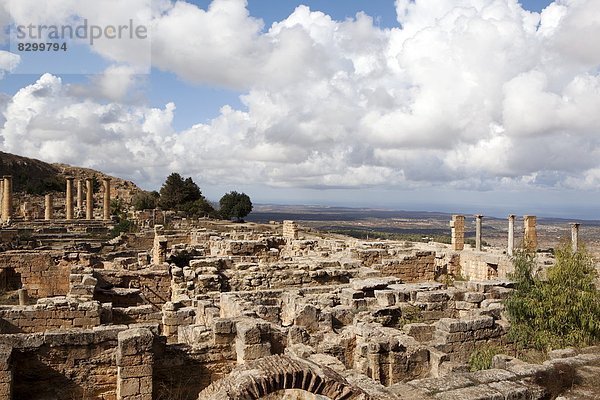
[459,252,513,281]
[0,297,101,333]
[153,333,237,399]
[95,268,171,307]
[5,326,125,399]
[0,251,70,298]
[376,251,436,282]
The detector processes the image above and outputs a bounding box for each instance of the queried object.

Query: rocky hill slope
[0,151,142,202]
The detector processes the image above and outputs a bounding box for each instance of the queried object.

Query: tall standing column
[65,177,74,220]
[1,176,11,223]
[77,179,84,214]
[524,215,537,251]
[450,215,465,251]
[86,178,94,220]
[45,194,53,220]
[571,223,580,253]
[0,179,4,220]
[507,215,515,256]
[475,215,483,251]
[103,178,111,220]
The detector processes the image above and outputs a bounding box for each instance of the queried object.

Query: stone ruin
[0,178,596,400]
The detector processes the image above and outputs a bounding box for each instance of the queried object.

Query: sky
[1,0,600,219]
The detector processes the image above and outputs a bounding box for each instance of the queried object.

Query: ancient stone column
[152,225,167,264]
[77,179,84,212]
[44,194,53,220]
[450,215,465,251]
[507,215,515,256]
[17,289,28,306]
[0,179,3,220]
[103,178,111,220]
[571,223,580,253]
[475,215,483,251]
[65,177,74,220]
[523,215,537,251]
[86,178,94,220]
[1,176,13,223]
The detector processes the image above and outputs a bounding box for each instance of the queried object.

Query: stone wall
[95,267,171,308]
[153,340,236,400]
[1,326,127,399]
[171,258,356,302]
[0,297,101,333]
[0,251,70,298]
[432,315,507,362]
[459,252,513,280]
[112,305,162,325]
[375,251,436,282]
[0,345,11,399]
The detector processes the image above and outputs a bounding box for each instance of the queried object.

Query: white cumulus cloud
[1,0,600,195]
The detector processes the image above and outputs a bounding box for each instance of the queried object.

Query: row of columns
[0,175,111,223]
[63,177,111,221]
[451,214,581,254]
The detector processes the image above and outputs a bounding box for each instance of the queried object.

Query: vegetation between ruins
[505,244,600,351]
[469,344,502,371]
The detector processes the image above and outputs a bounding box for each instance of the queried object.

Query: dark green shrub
[505,245,600,351]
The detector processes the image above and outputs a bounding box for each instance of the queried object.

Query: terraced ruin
[0,174,597,400]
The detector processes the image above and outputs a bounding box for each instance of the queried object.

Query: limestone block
[374,290,396,307]
[403,323,435,342]
[470,368,516,384]
[464,316,494,331]
[118,365,152,379]
[117,328,154,357]
[340,288,364,299]
[455,301,478,310]
[351,278,391,291]
[436,318,468,333]
[117,377,140,397]
[212,318,235,334]
[235,320,266,345]
[416,290,450,303]
[139,376,152,395]
[464,292,485,303]
[236,342,271,362]
[433,384,503,400]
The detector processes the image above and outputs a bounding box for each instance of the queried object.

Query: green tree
[159,173,202,209]
[132,191,159,210]
[157,173,215,217]
[505,245,600,351]
[180,198,216,218]
[219,191,253,221]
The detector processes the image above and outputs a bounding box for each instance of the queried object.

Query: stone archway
[197,355,370,400]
